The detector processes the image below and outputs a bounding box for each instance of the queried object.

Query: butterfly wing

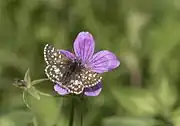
[80,69,102,88]
[44,44,102,94]
[44,44,71,85]
[44,44,70,65]
[65,69,102,94]
[45,64,66,83]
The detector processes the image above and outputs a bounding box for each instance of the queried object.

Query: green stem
[80,95,84,126]
[69,97,75,126]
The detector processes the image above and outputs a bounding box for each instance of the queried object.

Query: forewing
[44,44,69,65]
[44,44,71,85]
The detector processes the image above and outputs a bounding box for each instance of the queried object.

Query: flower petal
[89,50,120,73]
[54,84,69,95]
[84,83,102,96]
[59,50,75,60]
[73,32,95,64]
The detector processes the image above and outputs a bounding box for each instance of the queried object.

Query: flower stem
[80,95,84,126]
[69,97,74,126]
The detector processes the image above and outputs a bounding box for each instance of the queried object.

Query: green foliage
[112,87,159,116]
[1,0,180,126]
[103,117,156,126]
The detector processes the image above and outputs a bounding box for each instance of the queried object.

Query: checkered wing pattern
[44,44,71,84]
[80,69,102,88]
[44,44,102,95]
[66,69,102,94]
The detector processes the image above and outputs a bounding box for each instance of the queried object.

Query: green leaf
[24,68,31,87]
[32,78,49,86]
[0,111,33,126]
[7,111,33,126]
[146,17,180,74]
[26,92,61,126]
[27,87,41,100]
[103,116,156,126]
[152,77,177,113]
[171,107,180,126]
[112,87,159,116]
[0,116,15,126]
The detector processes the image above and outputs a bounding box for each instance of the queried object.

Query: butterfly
[44,44,102,94]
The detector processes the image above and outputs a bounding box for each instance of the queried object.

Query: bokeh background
[1,0,180,126]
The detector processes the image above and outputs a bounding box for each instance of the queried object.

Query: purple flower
[44,32,120,96]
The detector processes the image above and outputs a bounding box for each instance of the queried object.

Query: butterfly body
[60,60,82,85]
[44,44,102,94]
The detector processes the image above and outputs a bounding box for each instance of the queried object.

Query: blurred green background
[1,0,180,126]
